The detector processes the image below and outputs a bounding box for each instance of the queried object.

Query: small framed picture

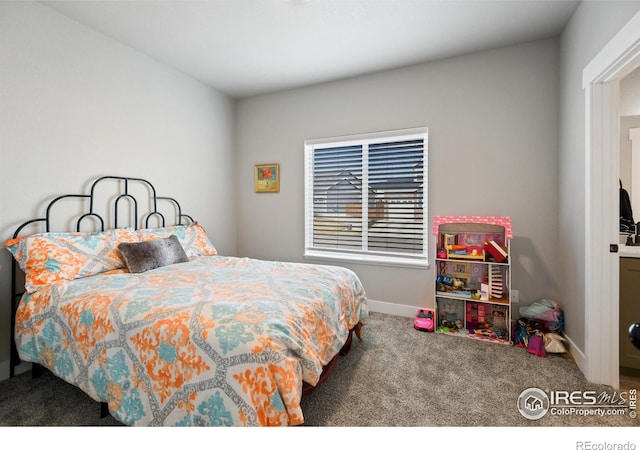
[255,163,280,193]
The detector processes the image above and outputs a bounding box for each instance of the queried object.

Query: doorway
[584,10,640,389]
[619,66,640,391]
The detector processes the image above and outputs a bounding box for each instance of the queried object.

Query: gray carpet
[0,312,637,427]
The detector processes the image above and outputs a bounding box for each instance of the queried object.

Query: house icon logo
[517,388,550,420]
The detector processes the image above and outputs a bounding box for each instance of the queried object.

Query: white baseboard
[366,298,420,318]
[561,332,587,374]
[0,360,31,382]
[0,359,8,382]
[14,362,30,376]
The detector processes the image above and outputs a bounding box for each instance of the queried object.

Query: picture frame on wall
[255,163,280,193]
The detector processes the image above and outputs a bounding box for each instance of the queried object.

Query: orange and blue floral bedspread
[14,256,368,426]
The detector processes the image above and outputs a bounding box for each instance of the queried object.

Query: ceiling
[45,0,581,99]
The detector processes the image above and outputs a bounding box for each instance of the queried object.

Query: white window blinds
[304,127,428,268]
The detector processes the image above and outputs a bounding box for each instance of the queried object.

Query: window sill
[304,250,429,269]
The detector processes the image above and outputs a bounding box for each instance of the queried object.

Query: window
[304,127,428,268]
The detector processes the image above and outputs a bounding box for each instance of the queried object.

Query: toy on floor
[528,333,546,357]
[436,319,456,332]
[414,309,435,332]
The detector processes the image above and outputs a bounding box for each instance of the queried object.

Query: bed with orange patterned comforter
[13,255,368,426]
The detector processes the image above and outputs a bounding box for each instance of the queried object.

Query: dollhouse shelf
[433,216,513,345]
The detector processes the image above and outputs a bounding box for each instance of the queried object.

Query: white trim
[0,359,9,382]
[304,127,428,147]
[585,81,620,388]
[361,143,370,251]
[14,362,30,376]
[304,142,314,252]
[303,249,429,269]
[562,332,587,374]
[582,9,640,388]
[0,360,30,382]
[366,298,422,318]
[583,11,640,86]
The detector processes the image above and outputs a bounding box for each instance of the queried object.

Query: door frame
[583,10,640,387]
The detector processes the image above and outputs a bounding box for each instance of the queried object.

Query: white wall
[236,39,561,315]
[621,65,640,116]
[0,2,236,378]
[559,0,640,355]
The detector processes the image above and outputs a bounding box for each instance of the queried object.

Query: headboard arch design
[8,175,196,377]
[12,175,194,238]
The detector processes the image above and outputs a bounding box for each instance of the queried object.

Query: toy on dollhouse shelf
[484,240,508,263]
[443,233,485,260]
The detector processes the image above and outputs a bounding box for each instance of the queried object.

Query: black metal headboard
[8,175,195,377]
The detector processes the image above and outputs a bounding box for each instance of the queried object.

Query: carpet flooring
[0,312,637,428]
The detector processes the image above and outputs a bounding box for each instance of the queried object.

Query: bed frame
[8,175,354,421]
[9,175,194,380]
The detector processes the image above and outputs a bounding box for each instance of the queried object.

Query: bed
[4,176,368,426]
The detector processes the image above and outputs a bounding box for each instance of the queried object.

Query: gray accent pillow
[118,235,189,273]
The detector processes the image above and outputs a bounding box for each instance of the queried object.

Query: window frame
[304,127,429,269]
